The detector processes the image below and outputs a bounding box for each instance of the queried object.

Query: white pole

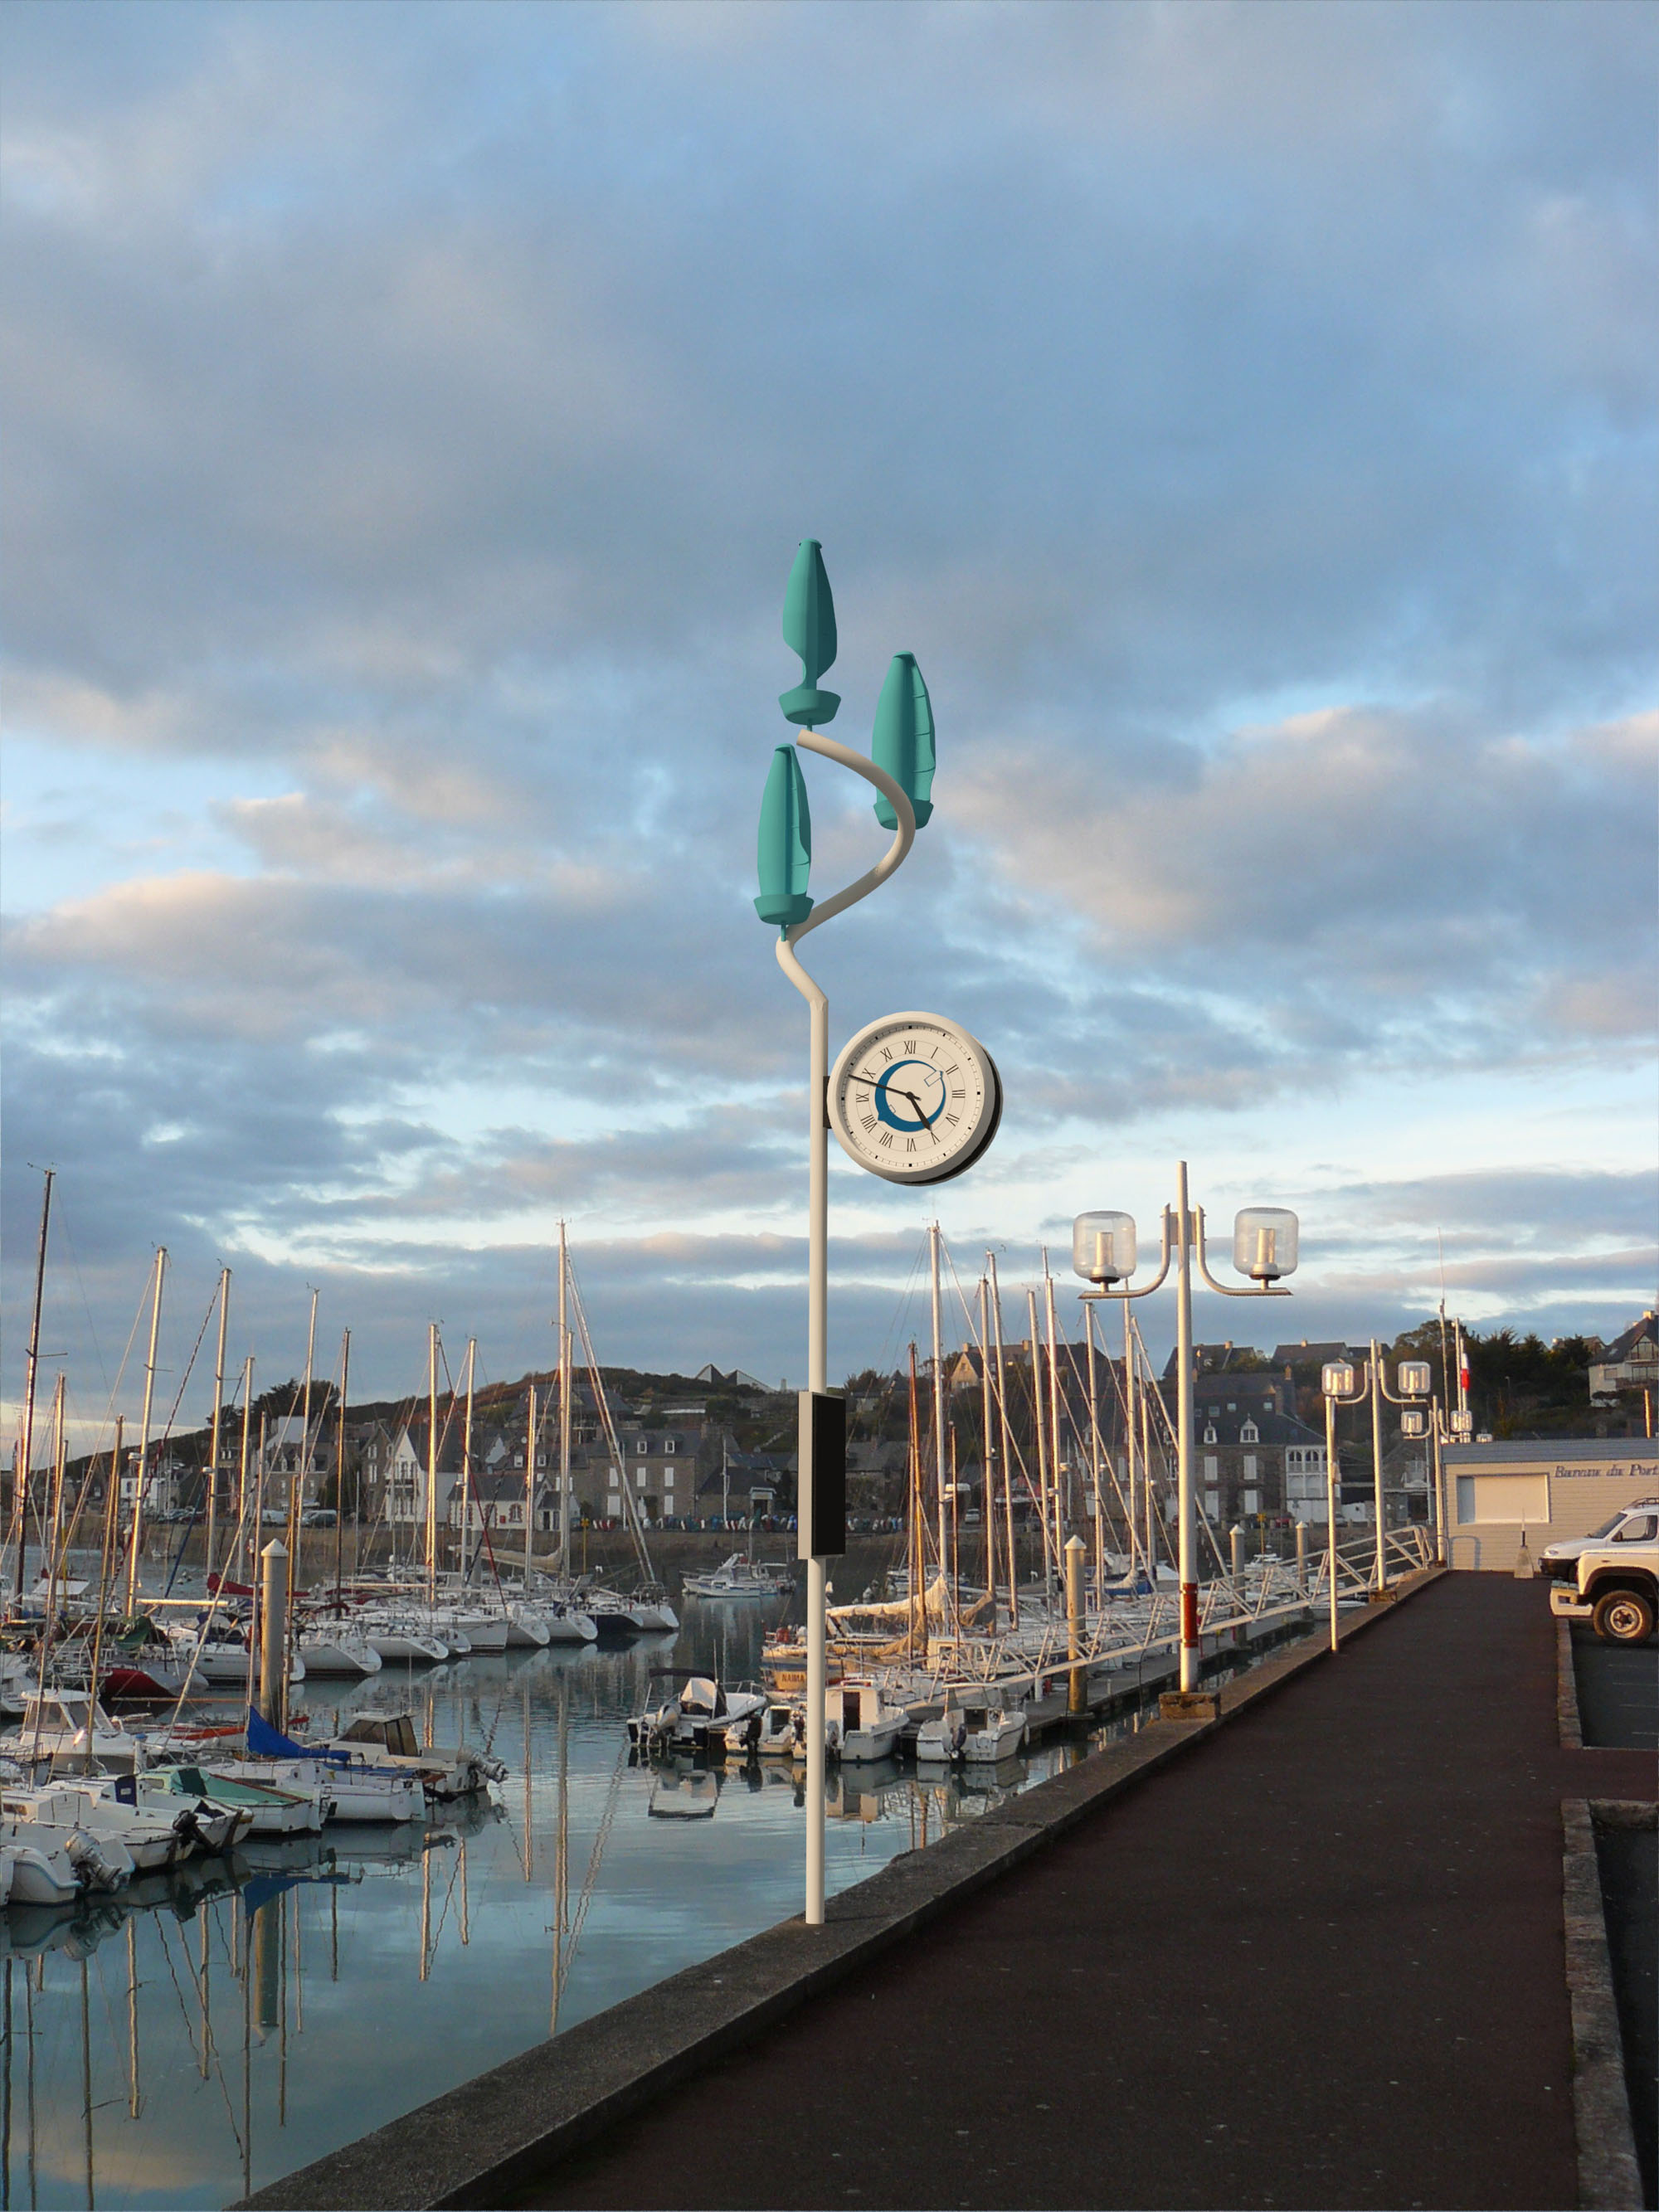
[930,1223,948,1625]
[1432,1403,1447,1567]
[462,1339,477,1579]
[125,1247,167,1612]
[1370,1338,1386,1592]
[1175,1165,1198,1694]
[1123,1300,1138,1578]
[1325,1390,1340,1652]
[978,1279,995,1612]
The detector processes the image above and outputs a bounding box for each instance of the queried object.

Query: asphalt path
[1572,1622,1659,1750]
[513,1577,1652,2212]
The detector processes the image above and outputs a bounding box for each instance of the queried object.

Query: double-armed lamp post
[1072,1168,1298,1697]
[1319,1349,1433,1621]
[755,540,999,1928]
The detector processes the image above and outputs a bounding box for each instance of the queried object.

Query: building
[1589,1313,1659,1407]
[1155,1366,1326,1529]
[1445,1437,1659,1570]
[446,1471,556,1537]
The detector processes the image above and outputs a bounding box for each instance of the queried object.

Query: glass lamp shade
[1072,1210,1136,1284]
[1450,1409,1474,1439]
[1233,1207,1299,1281]
[1396,1359,1433,1398]
[1321,1361,1356,1398]
[1399,1407,1428,1438]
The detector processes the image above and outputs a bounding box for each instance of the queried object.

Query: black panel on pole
[798,1389,846,1559]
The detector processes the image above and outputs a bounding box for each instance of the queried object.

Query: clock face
[829,1011,1002,1186]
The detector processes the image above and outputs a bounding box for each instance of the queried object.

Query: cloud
[2,0,1653,1403]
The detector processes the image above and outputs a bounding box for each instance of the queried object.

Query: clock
[829,1011,1002,1186]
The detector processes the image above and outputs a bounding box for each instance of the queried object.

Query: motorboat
[0,1823,82,1904]
[825,1678,908,1762]
[742,1701,807,1760]
[648,1767,720,1819]
[682,1553,795,1601]
[327,1713,504,1800]
[626,1671,770,1755]
[231,1755,421,1823]
[915,1703,1027,1765]
[147,1761,326,1835]
[0,1689,147,1774]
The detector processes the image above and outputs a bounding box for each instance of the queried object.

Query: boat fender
[825,1720,839,1750]
[952,1722,967,1756]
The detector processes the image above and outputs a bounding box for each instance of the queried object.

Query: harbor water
[5,1583,1149,2210]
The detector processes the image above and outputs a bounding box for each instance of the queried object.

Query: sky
[2,0,1655,1449]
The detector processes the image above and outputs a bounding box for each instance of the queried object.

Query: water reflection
[6,1598,1152,2209]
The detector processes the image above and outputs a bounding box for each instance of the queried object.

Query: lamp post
[1320,1351,1431,1605]
[1073,1167,1297,1697]
[756,540,934,1928]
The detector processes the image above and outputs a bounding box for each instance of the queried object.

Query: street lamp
[1073,1165,1297,1699]
[1320,1349,1432,1616]
[756,538,955,1929]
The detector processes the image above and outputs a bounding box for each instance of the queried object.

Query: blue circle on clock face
[873,1058,947,1131]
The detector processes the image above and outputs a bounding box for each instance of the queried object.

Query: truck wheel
[1592,1588,1656,1646]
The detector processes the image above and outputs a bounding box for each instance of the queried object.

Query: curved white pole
[772,731,916,1930]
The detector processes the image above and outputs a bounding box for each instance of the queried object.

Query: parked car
[1545,1500,1659,1644]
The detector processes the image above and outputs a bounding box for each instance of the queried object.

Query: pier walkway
[513,1574,1651,2212]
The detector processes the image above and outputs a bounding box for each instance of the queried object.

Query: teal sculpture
[778,539,841,727]
[870,652,935,830]
[754,745,814,929]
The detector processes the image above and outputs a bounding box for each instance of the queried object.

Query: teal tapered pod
[754,745,815,929]
[871,652,935,829]
[779,538,841,727]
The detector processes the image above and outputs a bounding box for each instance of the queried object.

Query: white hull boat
[916,1704,1027,1765]
[627,1672,770,1754]
[362,1619,450,1665]
[0,1825,81,1904]
[231,1754,425,1824]
[682,1554,795,1601]
[541,1605,598,1644]
[297,1626,382,1675]
[503,1606,552,1648]
[826,1679,908,1762]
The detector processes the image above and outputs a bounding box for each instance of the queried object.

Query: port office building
[1444,1436,1659,1571]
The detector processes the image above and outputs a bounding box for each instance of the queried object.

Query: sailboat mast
[988,1252,1018,1630]
[929,1223,949,1626]
[1044,1260,1063,1572]
[237,1359,255,1588]
[124,1247,167,1612]
[1026,1286,1052,1594]
[206,1267,231,1594]
[335,1331,349,1598]
[524,1384,537,1587]
[36,1376,68,1689]
[558,1223,572,1568]
[13,1168,53,1602]
[426,1325,439,1610]
[907,1344,922,1657]
[288,1290,319,1629]
[977,1276,996,1612]
[461,1339,476,1579]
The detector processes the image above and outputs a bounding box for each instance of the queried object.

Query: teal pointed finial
[754,745,815,930]
[871,652,935,829]
[779,538,841,727]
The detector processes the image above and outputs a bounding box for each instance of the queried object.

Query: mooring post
[1064,1534,1087,1715]
[1229,1524,1244,1586]
[259,1539,288,1729]
[1295,1517,1308,1595]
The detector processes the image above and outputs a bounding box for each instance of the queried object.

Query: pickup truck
[1543,1500,1659,1644]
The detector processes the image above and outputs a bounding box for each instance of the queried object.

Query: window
[1615,1514,1657,1543]
[664,1468,675,1490]
[664,1439,675,1454]
[1204,1490,1220,1517]
[635,1469,647,1489]
[1203,1425,1217,1446]
[1204,1455,1219,1480]
[1243,1489,1259,1514]
[1240,1422,1258,1445]
[1243,1454,1258,1480]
